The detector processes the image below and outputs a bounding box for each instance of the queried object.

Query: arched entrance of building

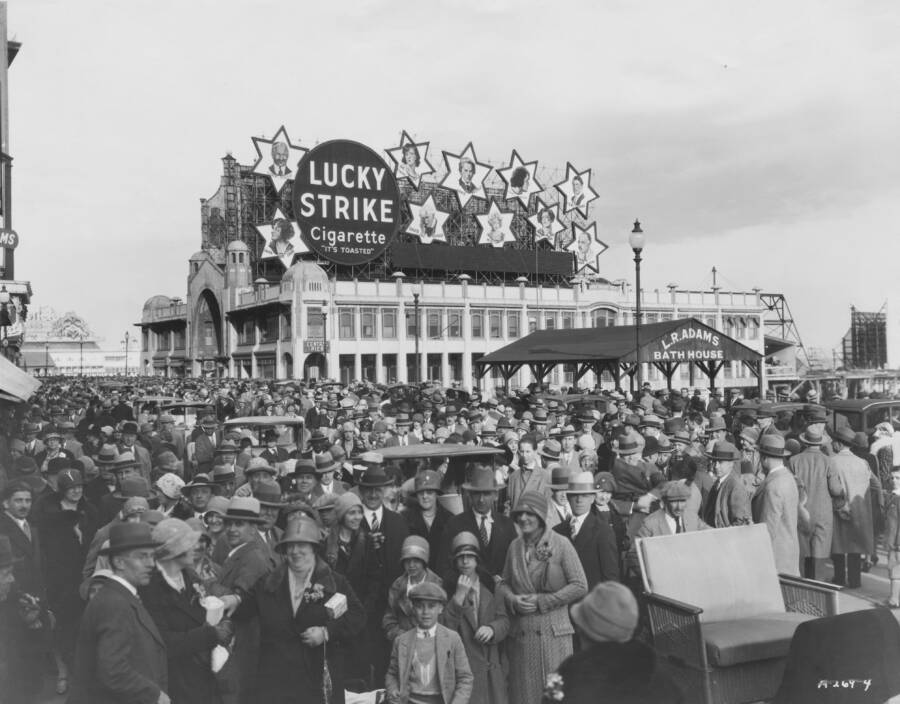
[303,353,327,380]
[283,353,294,379]
[194,290,224,376]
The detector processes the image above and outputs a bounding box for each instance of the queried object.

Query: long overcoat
[829,449,876,555]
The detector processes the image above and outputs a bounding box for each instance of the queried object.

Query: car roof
[222,416,305,427]
[378,444,505,460]
[825,399,900,412]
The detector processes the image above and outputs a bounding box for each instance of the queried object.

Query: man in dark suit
[554,472,619,589]
[439,464,517,579]
[0,481,44,598]
[356,458,410,685]
[703,441,752,528]
[69,522,169,704]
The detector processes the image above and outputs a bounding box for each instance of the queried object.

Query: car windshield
[832,410,862,432]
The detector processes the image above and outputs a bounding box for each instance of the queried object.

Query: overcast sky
[8,0,900,360]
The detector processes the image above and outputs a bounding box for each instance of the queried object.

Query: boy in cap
[385,582,474,704]
[382,536,444,642]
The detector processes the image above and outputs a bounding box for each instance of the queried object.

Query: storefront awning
[0,354,41,402]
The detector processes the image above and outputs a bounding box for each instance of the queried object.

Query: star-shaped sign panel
[385,131,435,190]
[566,222,608,274]
[405,195,449,244]
[497,150,543,208]
[554,162,599,218]
[528,198,566,246]
[250,126,308,193]
[256,207,308,269]
[439,142,492,208]
[476,201,516,248]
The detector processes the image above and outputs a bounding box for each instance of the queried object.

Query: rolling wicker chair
[636,524,841,704]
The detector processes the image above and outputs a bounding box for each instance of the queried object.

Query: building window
[174,329,185,350]
[736,317,747,339]
[748,318,760,339]
[705,316,716,329]
[282,312,292,340]
[562,312,575,329]
[307,309,324,339]
[724,317,735,337]
[157,330,171,350]
[563,363,575,384]
[406,308,420,339]
[203,323,213,347]
[508,311,520,338]
[471,311,484,338]
[592,309,616,327]
[256,356,276,380]
[382,308,397,339]
[361,308,376,340]
[142,330,149,352]
[260,314,279,342]
[339,308,355,340]
[645,312,658,324]
[448,310,462,338]
[427,309,442,339]
[528,313,537,333]
[238,319,255,346]
[489,311,502,339]
[544,313,556,330]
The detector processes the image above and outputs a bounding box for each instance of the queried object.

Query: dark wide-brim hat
[461,465,504,491]
[758,434,790,458]
[100,522,160,556]
[357,465,393,487]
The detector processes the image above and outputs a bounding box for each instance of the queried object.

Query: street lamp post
[122,331,130,377]
[629,220,646,390]
[0,286,10,360]
[413,292,420,384]
[44,343,49,376]
[79,334,84,376]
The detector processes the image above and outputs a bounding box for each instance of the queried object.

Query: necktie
[479,515,489,546]
[570,517,579,539]
[371,512,380,532]
[676,518,685,534]
[22,522,31,541]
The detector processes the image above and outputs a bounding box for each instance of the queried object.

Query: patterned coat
[498,528,587,704]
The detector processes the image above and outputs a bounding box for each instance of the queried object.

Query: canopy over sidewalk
[0,354,41,403]
[474,317,764,392]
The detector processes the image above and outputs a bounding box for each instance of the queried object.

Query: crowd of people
[0,375,894,704]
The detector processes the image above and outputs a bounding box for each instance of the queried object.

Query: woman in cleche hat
[544,582,683,704]
[442,531,511,704]
[231,514,366,704]
[498,490,587,704]
[140,518,233,704]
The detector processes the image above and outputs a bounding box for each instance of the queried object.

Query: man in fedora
[172,473,217,521]
[610,433,665,538]
[216,497,274,703]
[439,464,516,579]
[702,440,752,528]
[828,426,876,588]
[791,427,843,580]
[751,434,800,576]
[0,533,54,704]
[555,471,619,589]
[69,522,170,704]
[357,457,409,684]
[118,422,152,481]
[186,416,219,479]
[311,451,347,499]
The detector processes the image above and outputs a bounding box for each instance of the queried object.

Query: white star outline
[406,195,450,244]
[527,198,566,246]
[476,201,516,248]
[250,126,308,193]
[255,207,308,269]
[438,142,492,208]
[554,162,599,218]
[385,131,435,190]
[566,221,608,274]
[497,150,543,208]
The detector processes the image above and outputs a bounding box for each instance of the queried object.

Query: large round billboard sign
[292,140,401,265]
